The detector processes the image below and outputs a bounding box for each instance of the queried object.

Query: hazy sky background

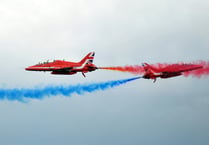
[0,0,209,145]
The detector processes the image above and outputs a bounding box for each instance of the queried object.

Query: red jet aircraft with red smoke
[25,52,97,77]
[142,63,203,82]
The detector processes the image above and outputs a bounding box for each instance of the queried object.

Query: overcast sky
[0,0,209,145]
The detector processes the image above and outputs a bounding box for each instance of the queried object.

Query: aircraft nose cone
[25,67,30,71]
[25,66,33,71]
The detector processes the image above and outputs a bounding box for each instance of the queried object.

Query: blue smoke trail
[0,76,141,102]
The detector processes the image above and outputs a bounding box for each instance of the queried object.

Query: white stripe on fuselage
[32,67,58,69]
[153,72,162,75]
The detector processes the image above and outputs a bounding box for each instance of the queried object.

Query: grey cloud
[0,0,209,145]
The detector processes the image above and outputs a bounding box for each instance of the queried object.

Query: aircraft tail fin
[142,63,159,72]
[79,52,95,65]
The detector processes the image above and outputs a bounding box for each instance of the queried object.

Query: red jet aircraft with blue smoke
[142,63,203,82]
[25,52,97,77]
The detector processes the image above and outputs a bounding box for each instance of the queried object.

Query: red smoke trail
[99,61,209,78]
[98,66,144,75]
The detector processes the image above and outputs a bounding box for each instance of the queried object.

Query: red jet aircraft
[142,62,202,82]
[25,52,97,77]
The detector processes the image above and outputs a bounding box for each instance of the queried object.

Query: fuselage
[25,52,97,77]
[26,60,83,71]
[143,72,182,79]
[142,63,203,81]
[25,60,97,74]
